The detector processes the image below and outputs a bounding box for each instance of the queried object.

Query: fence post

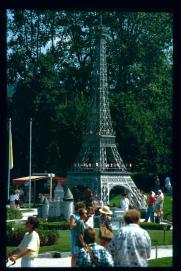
[163,224,167,244]
[155,246,158,259]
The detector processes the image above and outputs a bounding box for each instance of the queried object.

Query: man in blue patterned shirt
[108,209,151,267]
[75,227,114,267]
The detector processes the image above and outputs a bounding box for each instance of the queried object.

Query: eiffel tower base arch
[67,172,145,209]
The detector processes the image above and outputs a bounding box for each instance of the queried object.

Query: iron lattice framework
[67,18,143,208]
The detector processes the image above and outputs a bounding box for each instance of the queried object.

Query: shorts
[70,231,80,256]
[71,243,80,255]
[154,204,161,212]
[15,200,20,205]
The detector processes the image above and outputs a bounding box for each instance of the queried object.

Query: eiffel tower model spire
[67,15,144,208]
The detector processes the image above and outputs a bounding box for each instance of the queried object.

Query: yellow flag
[10,128,13,169]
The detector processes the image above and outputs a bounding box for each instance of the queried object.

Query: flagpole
[7,118,11,200]
[28,118,32,209]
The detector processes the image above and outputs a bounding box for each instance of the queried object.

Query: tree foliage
[7,10,173,179]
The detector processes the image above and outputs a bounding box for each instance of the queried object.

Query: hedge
[38,220,69,230]
[7,208,22,220]
[140,222,171,230]
[6,226,59,246]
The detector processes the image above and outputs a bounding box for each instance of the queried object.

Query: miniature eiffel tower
[67,16,144,208]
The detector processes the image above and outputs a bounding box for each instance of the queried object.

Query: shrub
[140,222,171,230]
[36,230,59,246]
[47,215,66,222]
[6,227,59,246]
[7,226,26,246]
[44,231,59,245]
[6,222,16,233]
[38,221,69,230]
[7,208,22,220]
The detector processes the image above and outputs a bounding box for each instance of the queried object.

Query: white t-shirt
[85,215,94,228]
[120,198,129,211]
[155,193,164,205]
[15,193,20,200]
[18,231,40,258]
[9,194,16,202]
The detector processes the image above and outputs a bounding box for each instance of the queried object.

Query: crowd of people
[68,203,151,267]
[7,205,151,267]
[143,174,172,224]
[7,175,171,267]
[144,189,165,224]
[70,180,171,267]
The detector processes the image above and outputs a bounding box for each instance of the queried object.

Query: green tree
[7,10,173,178]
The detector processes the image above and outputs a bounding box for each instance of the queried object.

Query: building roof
[63,187,74,200]
[12,176,66,184]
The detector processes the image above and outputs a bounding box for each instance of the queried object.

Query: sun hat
[99,206,112,215]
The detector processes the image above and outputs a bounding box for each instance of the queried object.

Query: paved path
[7,246,172,268]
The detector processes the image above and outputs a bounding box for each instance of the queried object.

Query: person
[19,187,24,208]
[92,196,99,214]
[75,227,114,267]
[83,187,93,204]
[75,208,88,251]
[69,202,86,267]
[7,216,40,267]
[9,192,16,208]
[108,209,151,267]
[99,206,113,246]
[92,196,103,215]
[98,228,113,248]
[164,176,172,194]
[72,186,82,203]
[120,193,129,212]
[97,196,103,208]
[99,206,113,232]
[144,191,156,222]
[154,176,160,193]
[14,190,20,208]
[38,193,45,204]
[154,189,164,223]
[15,186,21,195]
[140,190,147,208]
[85,204,95,228]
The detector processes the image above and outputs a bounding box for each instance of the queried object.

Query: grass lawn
[7,228,172,254]
[148,257,172,267]
[163,195,173,221]
[147,230,172,246]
